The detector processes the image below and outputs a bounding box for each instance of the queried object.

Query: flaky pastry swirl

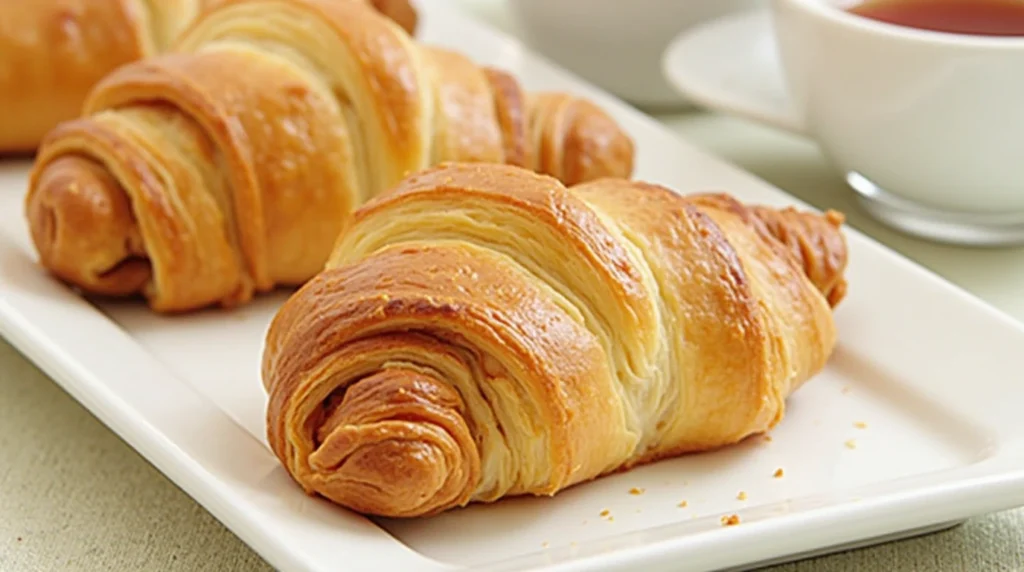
[263,162,849,518]
[23,0,633,313]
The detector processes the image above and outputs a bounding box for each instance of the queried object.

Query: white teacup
[668,0,1024,246]
[774,0,1024,245]
[510,0,766,108]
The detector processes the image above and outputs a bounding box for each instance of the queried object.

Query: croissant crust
[23,0,634,313]
[0,0,419,154]
[263,162,849,518]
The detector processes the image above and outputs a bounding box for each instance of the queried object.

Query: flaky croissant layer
[23,0,634,313]
[263,162,849,518]
[0,0,419,154]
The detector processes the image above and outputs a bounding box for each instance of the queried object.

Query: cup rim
[781,0,1024,48]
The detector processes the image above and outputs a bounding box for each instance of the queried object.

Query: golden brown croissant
[0,0,418,155]
[262,162,849,518]
[22,0,634,314]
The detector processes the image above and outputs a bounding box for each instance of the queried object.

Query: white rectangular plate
[2,2,1024,571]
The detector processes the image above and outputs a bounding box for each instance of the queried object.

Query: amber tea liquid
[848,0,1024,36]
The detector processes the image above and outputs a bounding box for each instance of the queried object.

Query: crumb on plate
[845,439,857,449]
[773,468,784,478]
[599,509,610,518]
[737,491,748,501]
[854,421,868,429]
[720,514,741,526]
[678,500,688,508]
[763,435,773,443]
[542,542,549,548]
[629,487,645,495]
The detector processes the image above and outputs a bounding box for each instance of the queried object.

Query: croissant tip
[367,0,419,36]
[825,209,847,227]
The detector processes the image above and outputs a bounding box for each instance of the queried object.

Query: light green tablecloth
[4,1,1024,570]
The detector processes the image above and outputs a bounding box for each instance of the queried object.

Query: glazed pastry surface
[23,0,633,313]
[0,0,203,153]
[263,162,849,518]
[0,0,418,154]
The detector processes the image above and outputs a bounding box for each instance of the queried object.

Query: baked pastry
[22,0,634,313]
[0,0,418,155]
[0,0,206,154]
[262,162,849,518]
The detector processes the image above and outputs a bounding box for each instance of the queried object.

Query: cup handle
[662,9,808,137]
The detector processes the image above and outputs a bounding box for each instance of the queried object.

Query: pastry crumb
[599,509,610,518]
[845,439,857,449]
[628,487,645,495]
[736,491,748,501]
[678,500,688,508]
[854,421,868,429]
[720,514,741,526]
[541,541,549,548]
[773,468,784,478]
[763,435,773,443]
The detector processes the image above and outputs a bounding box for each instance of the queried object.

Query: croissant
[0,0,418,155]
[262,162,850,518]
[22,0,634,314]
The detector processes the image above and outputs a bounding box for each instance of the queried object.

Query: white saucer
[662,8,803,135]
